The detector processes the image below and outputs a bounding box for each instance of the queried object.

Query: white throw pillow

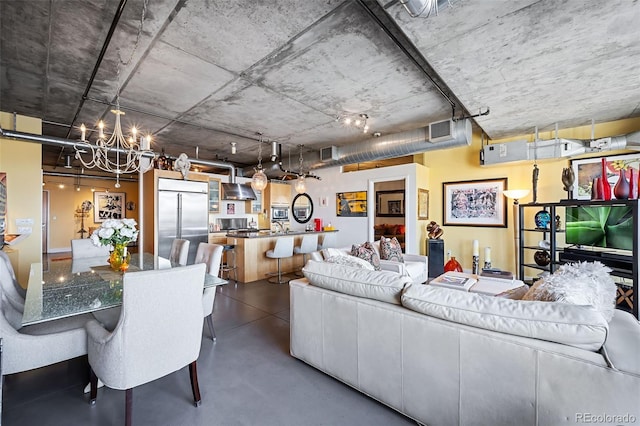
[324,255,375,270]
[402,284,608,351]
[303,260,412,304]
[321,247,348,259]
[522,261,617,322]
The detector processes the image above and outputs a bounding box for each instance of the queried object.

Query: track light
[231,142,237,154]
[64,155,72,169]
[270,141,278,162]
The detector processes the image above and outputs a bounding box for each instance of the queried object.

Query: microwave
[271,206,289,221]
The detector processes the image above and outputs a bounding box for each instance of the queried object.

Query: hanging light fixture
[251,134,268,192]
[231,142,237,154]
[294,145,306,194]
[74,0,152,188]
[270,140,278,161]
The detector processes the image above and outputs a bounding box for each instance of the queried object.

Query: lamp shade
[294,175,306,194]
[503,189,530,201]
[251,170,268,191]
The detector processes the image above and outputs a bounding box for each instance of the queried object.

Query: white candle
[141,135,151,151]
[485,247,491,263]
[473,240,479,256]
[80,124,86,141]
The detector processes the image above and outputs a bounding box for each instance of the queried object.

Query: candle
[485,247,491,263]
[141,135,151,151]
[98,121,105,139]
[80,124,86,141]
[473,240,479,256]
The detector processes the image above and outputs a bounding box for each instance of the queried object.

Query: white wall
[296,163,429,254]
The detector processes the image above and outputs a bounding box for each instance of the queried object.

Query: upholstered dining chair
[71,238,111,259]
[169,238,190,266]
[194,242,223,341]
[0,250,91,403]
[86,263,207,426]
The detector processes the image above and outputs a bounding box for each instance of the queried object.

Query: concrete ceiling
[1,0,639,175]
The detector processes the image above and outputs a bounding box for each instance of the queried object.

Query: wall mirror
[376,190,405,217]
[292,193,313,223]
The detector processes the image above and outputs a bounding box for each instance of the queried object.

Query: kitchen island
[225,230,338,283]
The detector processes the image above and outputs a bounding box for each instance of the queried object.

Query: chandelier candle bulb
[80,124,86,141]
[473,240,479,256]
[98,121,104,139]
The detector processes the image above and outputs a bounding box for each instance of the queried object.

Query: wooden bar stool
[265,237,294,284]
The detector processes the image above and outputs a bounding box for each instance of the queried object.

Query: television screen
[565,205,633,251]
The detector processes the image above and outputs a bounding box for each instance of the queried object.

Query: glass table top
[23,253,227,326]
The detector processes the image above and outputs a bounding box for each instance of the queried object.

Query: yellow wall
[418,117,640,273]
[42,175,139,251]
[0,112,43,285]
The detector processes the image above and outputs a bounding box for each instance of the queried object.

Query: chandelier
[74,97,153,188]
[337,113,370,134]
[251,133,268,192]
[294,145,306,194]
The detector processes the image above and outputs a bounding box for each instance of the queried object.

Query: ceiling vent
[320,146,338,162]
[429,119,455,143]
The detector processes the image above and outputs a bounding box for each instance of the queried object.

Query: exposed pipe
[43,171,137,182]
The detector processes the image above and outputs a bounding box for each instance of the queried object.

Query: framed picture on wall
[418,188,429,220]
[443,178,507,227]
[94,192,125,222]
[336,191,367,217]
[375,190,405,217]
[571,153,640,200]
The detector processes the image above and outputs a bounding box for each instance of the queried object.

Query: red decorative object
[444,256,463,272]
[613,169,630,200]
[630,169,638,200]
[591,177,601,200]
[601,158,612,200]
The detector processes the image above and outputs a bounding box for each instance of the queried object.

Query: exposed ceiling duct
[480,131,640,166]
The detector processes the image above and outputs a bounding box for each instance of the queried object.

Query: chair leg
[189,361,202,407]
[125,388,133,426]
[206,314,216,341]
[89,367,98,405]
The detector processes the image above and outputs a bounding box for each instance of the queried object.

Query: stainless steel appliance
[271,206,289,221]
[157,178,208,265]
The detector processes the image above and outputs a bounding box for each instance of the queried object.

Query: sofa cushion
[401,284,608,351]
[351,242,381,271]
[324,255,375,270]
[302,260,412,304]
[522,261,617,322]
[379,236,404,263]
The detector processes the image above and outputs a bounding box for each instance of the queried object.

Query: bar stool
[317,232,337,250]
[294,234,318,275]
[265,237,294,284]
[220,244,238,284]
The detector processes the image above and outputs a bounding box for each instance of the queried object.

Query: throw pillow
[379,236,404,263]
[351,242,381,270]
[324,255,375,270]
[522,261,617,322]
[321,247,347,260]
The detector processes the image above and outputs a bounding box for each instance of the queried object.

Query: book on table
[430,271,477,291]
[471,274,523,296]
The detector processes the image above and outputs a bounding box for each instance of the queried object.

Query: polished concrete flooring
[3,275,415,425]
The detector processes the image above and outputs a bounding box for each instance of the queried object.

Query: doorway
[373,179,406,251]
[42,190,49,253]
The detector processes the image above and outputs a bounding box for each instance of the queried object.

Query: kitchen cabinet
[208,178,221,213]
[264,182,291,206]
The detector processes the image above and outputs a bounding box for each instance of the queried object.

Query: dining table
[22,253,228,326]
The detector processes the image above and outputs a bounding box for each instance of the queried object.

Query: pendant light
[294,145,306,194]
[251,134,268,192]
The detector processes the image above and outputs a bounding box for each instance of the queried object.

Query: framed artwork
[336,191,367,217]
[443,178,507,227]
[376,190,405,217]
[571,153,640,200]
[94,192,125,222]
[227,203,235,214]
[418,188,429,220]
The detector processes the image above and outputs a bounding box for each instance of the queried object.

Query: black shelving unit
[518,199,639,319]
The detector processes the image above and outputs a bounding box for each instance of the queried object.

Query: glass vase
[613,169,629,200]
[601,158,612,200]
[444,256,463,273]
[109,243,131,272]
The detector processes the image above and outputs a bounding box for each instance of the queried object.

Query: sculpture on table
[173,153,191,179]
[532,163,539,204]
[561,167,575,199]
[426,221,443,239]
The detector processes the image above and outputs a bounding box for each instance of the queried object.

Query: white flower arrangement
[90,218,139,250]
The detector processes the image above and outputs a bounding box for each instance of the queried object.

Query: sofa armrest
[380,260,407,275]
[403,253,427,264]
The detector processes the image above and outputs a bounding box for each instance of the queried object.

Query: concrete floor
[2,277,415,425]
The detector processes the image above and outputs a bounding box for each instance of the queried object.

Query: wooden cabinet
[208,178,221,213]
[249,189,263,214]
[265,182,291,206]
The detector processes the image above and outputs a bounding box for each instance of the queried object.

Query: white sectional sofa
[290,261,640,426]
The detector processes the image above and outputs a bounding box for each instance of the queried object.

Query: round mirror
[292,193,313,224]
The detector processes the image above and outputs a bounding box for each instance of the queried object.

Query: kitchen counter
[225,230,338,282]
[225,229,337,239]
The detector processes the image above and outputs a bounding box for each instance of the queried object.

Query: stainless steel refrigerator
[157,178,208,265]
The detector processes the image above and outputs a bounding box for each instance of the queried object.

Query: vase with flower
[90,218,139,272]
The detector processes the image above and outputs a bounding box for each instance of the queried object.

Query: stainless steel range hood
[221,183,257,200]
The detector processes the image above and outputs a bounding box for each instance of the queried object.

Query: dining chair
[86,263,207,426]
[317,232,337,250]
[294,234,319,275]
[71,238,111,259]
[0,251,91,404]
[194,242,223,341]
[0,251,25,328]
[169,238,190,266]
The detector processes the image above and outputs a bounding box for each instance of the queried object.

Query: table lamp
[503,189,530,278]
